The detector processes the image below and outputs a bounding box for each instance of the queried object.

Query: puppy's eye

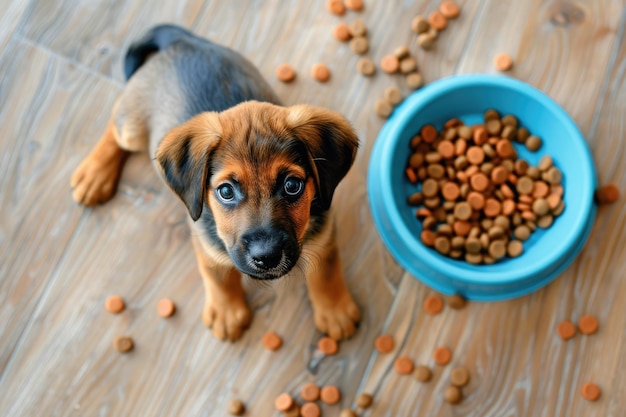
[284,177,304,197]
[216,184,235,202]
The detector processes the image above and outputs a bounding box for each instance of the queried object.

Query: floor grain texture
[1,1,625,416]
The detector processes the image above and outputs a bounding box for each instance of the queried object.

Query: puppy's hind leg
[70,98,146,205]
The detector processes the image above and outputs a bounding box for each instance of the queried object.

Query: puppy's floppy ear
[156,112,222,221]
[286,105,359,210]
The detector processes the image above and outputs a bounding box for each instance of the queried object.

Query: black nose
[242,229,286,270]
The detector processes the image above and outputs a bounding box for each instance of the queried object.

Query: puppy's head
[156,101,358,279]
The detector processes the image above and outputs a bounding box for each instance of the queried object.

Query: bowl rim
[370,74,597,285]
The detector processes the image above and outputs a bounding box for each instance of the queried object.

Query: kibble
[333,22,352,41]
[348,20,367,37]
[105,295,125,314]
[340,410,358,417]
[444,386,463,404]
[595,183,619,204]
[399,57,417,74]
[428,10,448,30]
[424,294,444,314]
[433,346,452,365]
[355,393,373,408]
[395,356,415,374]
[447,294,466,309]
[326,0,346,15]
[275,393,294,411]
[262,331,283,350]
[384,87,403,106]
[227,399,245,416]
[157,298,176,318]
[320,386,341,404]
[581,382,601,401]
[357,57,376,75]
[301,402,321,417]
[318,336,339,355]
[417,32,436,49]
[350,36,369,54]
[301,383,320,402]
[411,15,430,34]
[113,335,134,352]
[556,320,576,340]
[380,55,400,73]
[493,52,513,71]
[578,315,599,335]
[311,64,331,82]
[450,367,470,387]
[276,64,296,82]
[375,334,395,353]
[345,0,364,11]
[374,99,393,118]
[415,365,433,382]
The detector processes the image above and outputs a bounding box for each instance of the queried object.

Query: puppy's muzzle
[238,227,298,279]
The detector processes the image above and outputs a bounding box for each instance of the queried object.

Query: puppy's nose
[242,229,285,270]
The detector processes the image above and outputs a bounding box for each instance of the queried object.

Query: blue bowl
[367,75,597,301]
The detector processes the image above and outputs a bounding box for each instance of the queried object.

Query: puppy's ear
[286,105,359,210]
[156,112,222,221]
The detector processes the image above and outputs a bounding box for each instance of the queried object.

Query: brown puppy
[70,25,360,341]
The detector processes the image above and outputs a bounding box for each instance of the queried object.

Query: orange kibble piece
[438,140,455,159]
[595,183,619,204]
[439,0,461,18]
[442,182,461,201]
[428,11,448,30]
[433,346,452,365]
[406,167,418,183]
[493,53,513,71]
[395,356,415,374]
[502,199,516,215]
[491,166,509,185]
[556,320,576,340]
[421,125,438,143]
[421,230,436,246]
[470,172,489,192]
[496,140,516,158]
[466,146,485,165]
[275,393,294,411]
[320,386,341,404]
[375,334,395,353]
[333,22,352,41]
[262,331,283,350]
[326,0,346,15]
[453,221,471,237]
[581,382,601,401]
[578,315,599,335]
[301,402,321,417]
[467,191,485,210]
[301,383,321,402]
[311,64,331,82]
[276,63,296,82]
[345,0,364,11]
[424,294,444,315]
[473,126,488,145]
[484,198,502,217]
[105,295,125,314]
[380,55,400,73]
[157,298,176,318]
[318,336,339,355]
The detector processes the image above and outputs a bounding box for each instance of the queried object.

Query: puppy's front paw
[70,155,123,206]
[202,296,252,341]
[313,293,360,341]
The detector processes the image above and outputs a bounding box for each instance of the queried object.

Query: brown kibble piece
[311,64,331,82]
[488,240,506,259]
[581,382,601,401]
[276,64,296,82]
[345,0,364,11]
[556,320,576,340]
[381,55,400,73]
[526,135,542,151]
[450,367,470,387]
[356,393,373,409]
[340,409,358,417]
[516,176,534,195]
[357,57,376,76]
[349,20,367,37]
[400,57,417,74]
[384,87,403,106]
[428,11,448,30]
[578,315,599,335]
[301,402,321,417]
[439,1,461,18]
[424,294,444,315]
[435,236,451,255]
[105,295,125,314]
[395,356,415,374]
[595,184,619,204]
[532,198,550,216]
[421,229,436,247]
[454,202,473,220]
[350,36,369,54]
[507,240,523,257]
[320,386,341,404]
[493,53,513,71]
[444,386,463,404]
[262,331,283,350]
[301,383,321,402]
[395,45,410,59]
[375,334,395,353]
[228,399,245,416]
[375,99,393,118]
[113,336,134,353]
[406,72,424,89]
[433,346,452,365]
[157,298,176,318]
[411,15,430,34]
[318,336,339,355]
[333,22,352,41]
[417,32,437,49]
[275,393,294,412]
[327,0,346,15]
[415,365,432,382]
[447,294,466,309]
[421,125,438,143]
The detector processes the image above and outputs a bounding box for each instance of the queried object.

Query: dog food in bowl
[405,110,565,265]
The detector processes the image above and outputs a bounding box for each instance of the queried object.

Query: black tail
[123,24,193,80]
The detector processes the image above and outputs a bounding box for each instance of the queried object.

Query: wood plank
[0,38,121,376]
[17,0,206,81]
[0,0,30,54]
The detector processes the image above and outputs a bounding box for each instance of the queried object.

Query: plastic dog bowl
[367,75,597,301]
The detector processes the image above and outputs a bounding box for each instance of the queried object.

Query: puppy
[70,25,360,341]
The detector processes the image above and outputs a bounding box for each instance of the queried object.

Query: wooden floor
[1,0,625,416]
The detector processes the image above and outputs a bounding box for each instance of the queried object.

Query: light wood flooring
[1,1,625,416]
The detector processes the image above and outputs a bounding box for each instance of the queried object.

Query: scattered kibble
[262,331,283,350]
[493,52,513,71]
[320,386,341,404]
[157,298,175,318]
[374,334,395,353]
[113,335,134,353]
[424,294,444,315]
[444,385,463,404]
[318,336,339,355]
[301,402,321,417]
[311,63,331,82]
[450,367,470,387]
[333,22,352,41]
[357,57,376,75]
[395,356,415,374]
[415,365,433,382]
[595,184,620,204]
[300,383,321,402]
[105,295,125,314]
[275,63,296,82]
[447,294,467,309]
[578,315,599,335]
[355,393,373,408]
[433,346,452,365]
[227,399,245,416]
[326,0,346,15]
[556,320,576,340]
[274,393,294,412]
[581,382,601,401]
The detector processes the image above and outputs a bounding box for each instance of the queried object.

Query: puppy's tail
[123,24,193,80]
